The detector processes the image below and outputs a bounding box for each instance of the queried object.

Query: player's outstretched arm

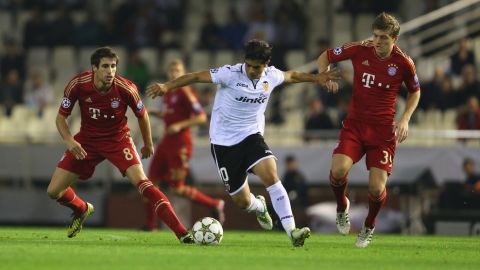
[55,114,87,160]
[283,69,340,86]
[317,51,339,93]
[146,70,213,98]
[137,113,154,159]
[395,90,420,143]
[167,113,207,135]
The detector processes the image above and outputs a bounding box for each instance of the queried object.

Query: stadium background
[0,0,479,236]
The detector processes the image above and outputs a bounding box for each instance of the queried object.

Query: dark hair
[285,154,296,163]
[90,47,119,67]
[372,12,400,38]
[244,39,272,63]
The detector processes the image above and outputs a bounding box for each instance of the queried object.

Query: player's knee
[46,188,60,200]
[368,187,385,198]
[331,166,349,180]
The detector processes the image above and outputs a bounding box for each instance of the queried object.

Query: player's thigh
[47,167,79,198]
[330,153,354,177]
[251,157,279,187]
[105,136,142,180]
[125,164,148,186]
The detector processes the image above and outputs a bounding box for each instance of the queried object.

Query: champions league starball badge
[333,47,343,55]
[61,97,71,108]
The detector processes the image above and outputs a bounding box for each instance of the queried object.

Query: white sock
[267,181,296,236]
[246,193,265,213]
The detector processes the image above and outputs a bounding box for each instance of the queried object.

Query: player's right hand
[317,69,341,93]
[146,83,168,98]
[67,139,87,160]
[140,145,154,159]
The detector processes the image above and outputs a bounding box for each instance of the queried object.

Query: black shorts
[210,133,275,195]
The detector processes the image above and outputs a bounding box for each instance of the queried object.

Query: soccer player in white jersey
[147,39,339,247]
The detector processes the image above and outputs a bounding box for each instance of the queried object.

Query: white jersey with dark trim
[209,63,284,146]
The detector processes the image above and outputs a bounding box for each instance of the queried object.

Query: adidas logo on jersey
[235,96,267,104]
[85,97,92,103]
[362,60,369,66]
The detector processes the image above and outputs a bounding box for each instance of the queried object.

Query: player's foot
[356,225,375,248]
[179,232,195,244]
[67,202,94,238]
[290,227,311,247]
[336,197,351,235]
[212,199,226,224]
[255,195,273,230]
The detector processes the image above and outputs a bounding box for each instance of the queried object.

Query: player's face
[372,29,398,58]
[168,63,185,80]
[93,57,117,88]
[245,59,268,80]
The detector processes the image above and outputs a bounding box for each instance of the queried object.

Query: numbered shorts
[57,133,141,180]
[210,133,275,195]
[148,138,192,188]
[333,119,396,174]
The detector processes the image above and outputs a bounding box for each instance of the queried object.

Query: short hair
[90,47,119,67]
[372,12,400,38]
[285,154,296,163]
[244,39,272,63]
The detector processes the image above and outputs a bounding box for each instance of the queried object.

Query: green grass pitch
[0,227,479,270]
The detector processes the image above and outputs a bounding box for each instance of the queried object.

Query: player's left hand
[146,83,168,98]
[166,123,183,135]
[394,118,409,143]
[140,145,154,159]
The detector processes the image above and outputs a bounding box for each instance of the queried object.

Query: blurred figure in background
[282,155,309,208]
[125,48,151,95]
[303,97,334,142]
[23,69,54,117]
[144,59,225,231]
[0,69,23,116]
[450,38,476,76]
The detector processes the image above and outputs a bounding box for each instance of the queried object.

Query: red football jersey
[328,41,420,124]
[58,71,146,141]
[161,86,204,143]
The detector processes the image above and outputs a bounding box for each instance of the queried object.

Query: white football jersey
[209,63,284,146]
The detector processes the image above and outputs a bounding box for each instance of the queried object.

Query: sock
[364,189,387,228]
[143,199,156,230]
[330,171,348,211]
[267,181,296,235]
[183,186,220,208]
[137,180,187,238]
[56,187,87,215]
[246,193,265,213]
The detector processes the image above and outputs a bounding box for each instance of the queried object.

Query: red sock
[330,171,348,211]
[137,180,187,238]
[56,187,87,215]
[183,186,220,208]
[364,189,387,228]
[143,199,157,230]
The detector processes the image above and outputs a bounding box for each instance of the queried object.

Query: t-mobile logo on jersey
[362,72,375,88]
[89,107,101,119]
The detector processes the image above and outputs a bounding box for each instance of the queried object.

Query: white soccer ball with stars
[192,217,223,245]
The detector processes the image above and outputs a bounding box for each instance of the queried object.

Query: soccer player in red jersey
[144,59,225,231]
[46,47,194,243]
[317,13,421,248]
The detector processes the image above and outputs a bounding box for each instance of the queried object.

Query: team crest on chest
[262,80,269,91]
[387,64,398,76]
[111,98,120,108]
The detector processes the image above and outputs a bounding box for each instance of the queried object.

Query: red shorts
[57,133,141,180]
[333,119,396,174]
[148,137,192,188]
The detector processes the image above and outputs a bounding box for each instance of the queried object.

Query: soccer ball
[192,217,223,245]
